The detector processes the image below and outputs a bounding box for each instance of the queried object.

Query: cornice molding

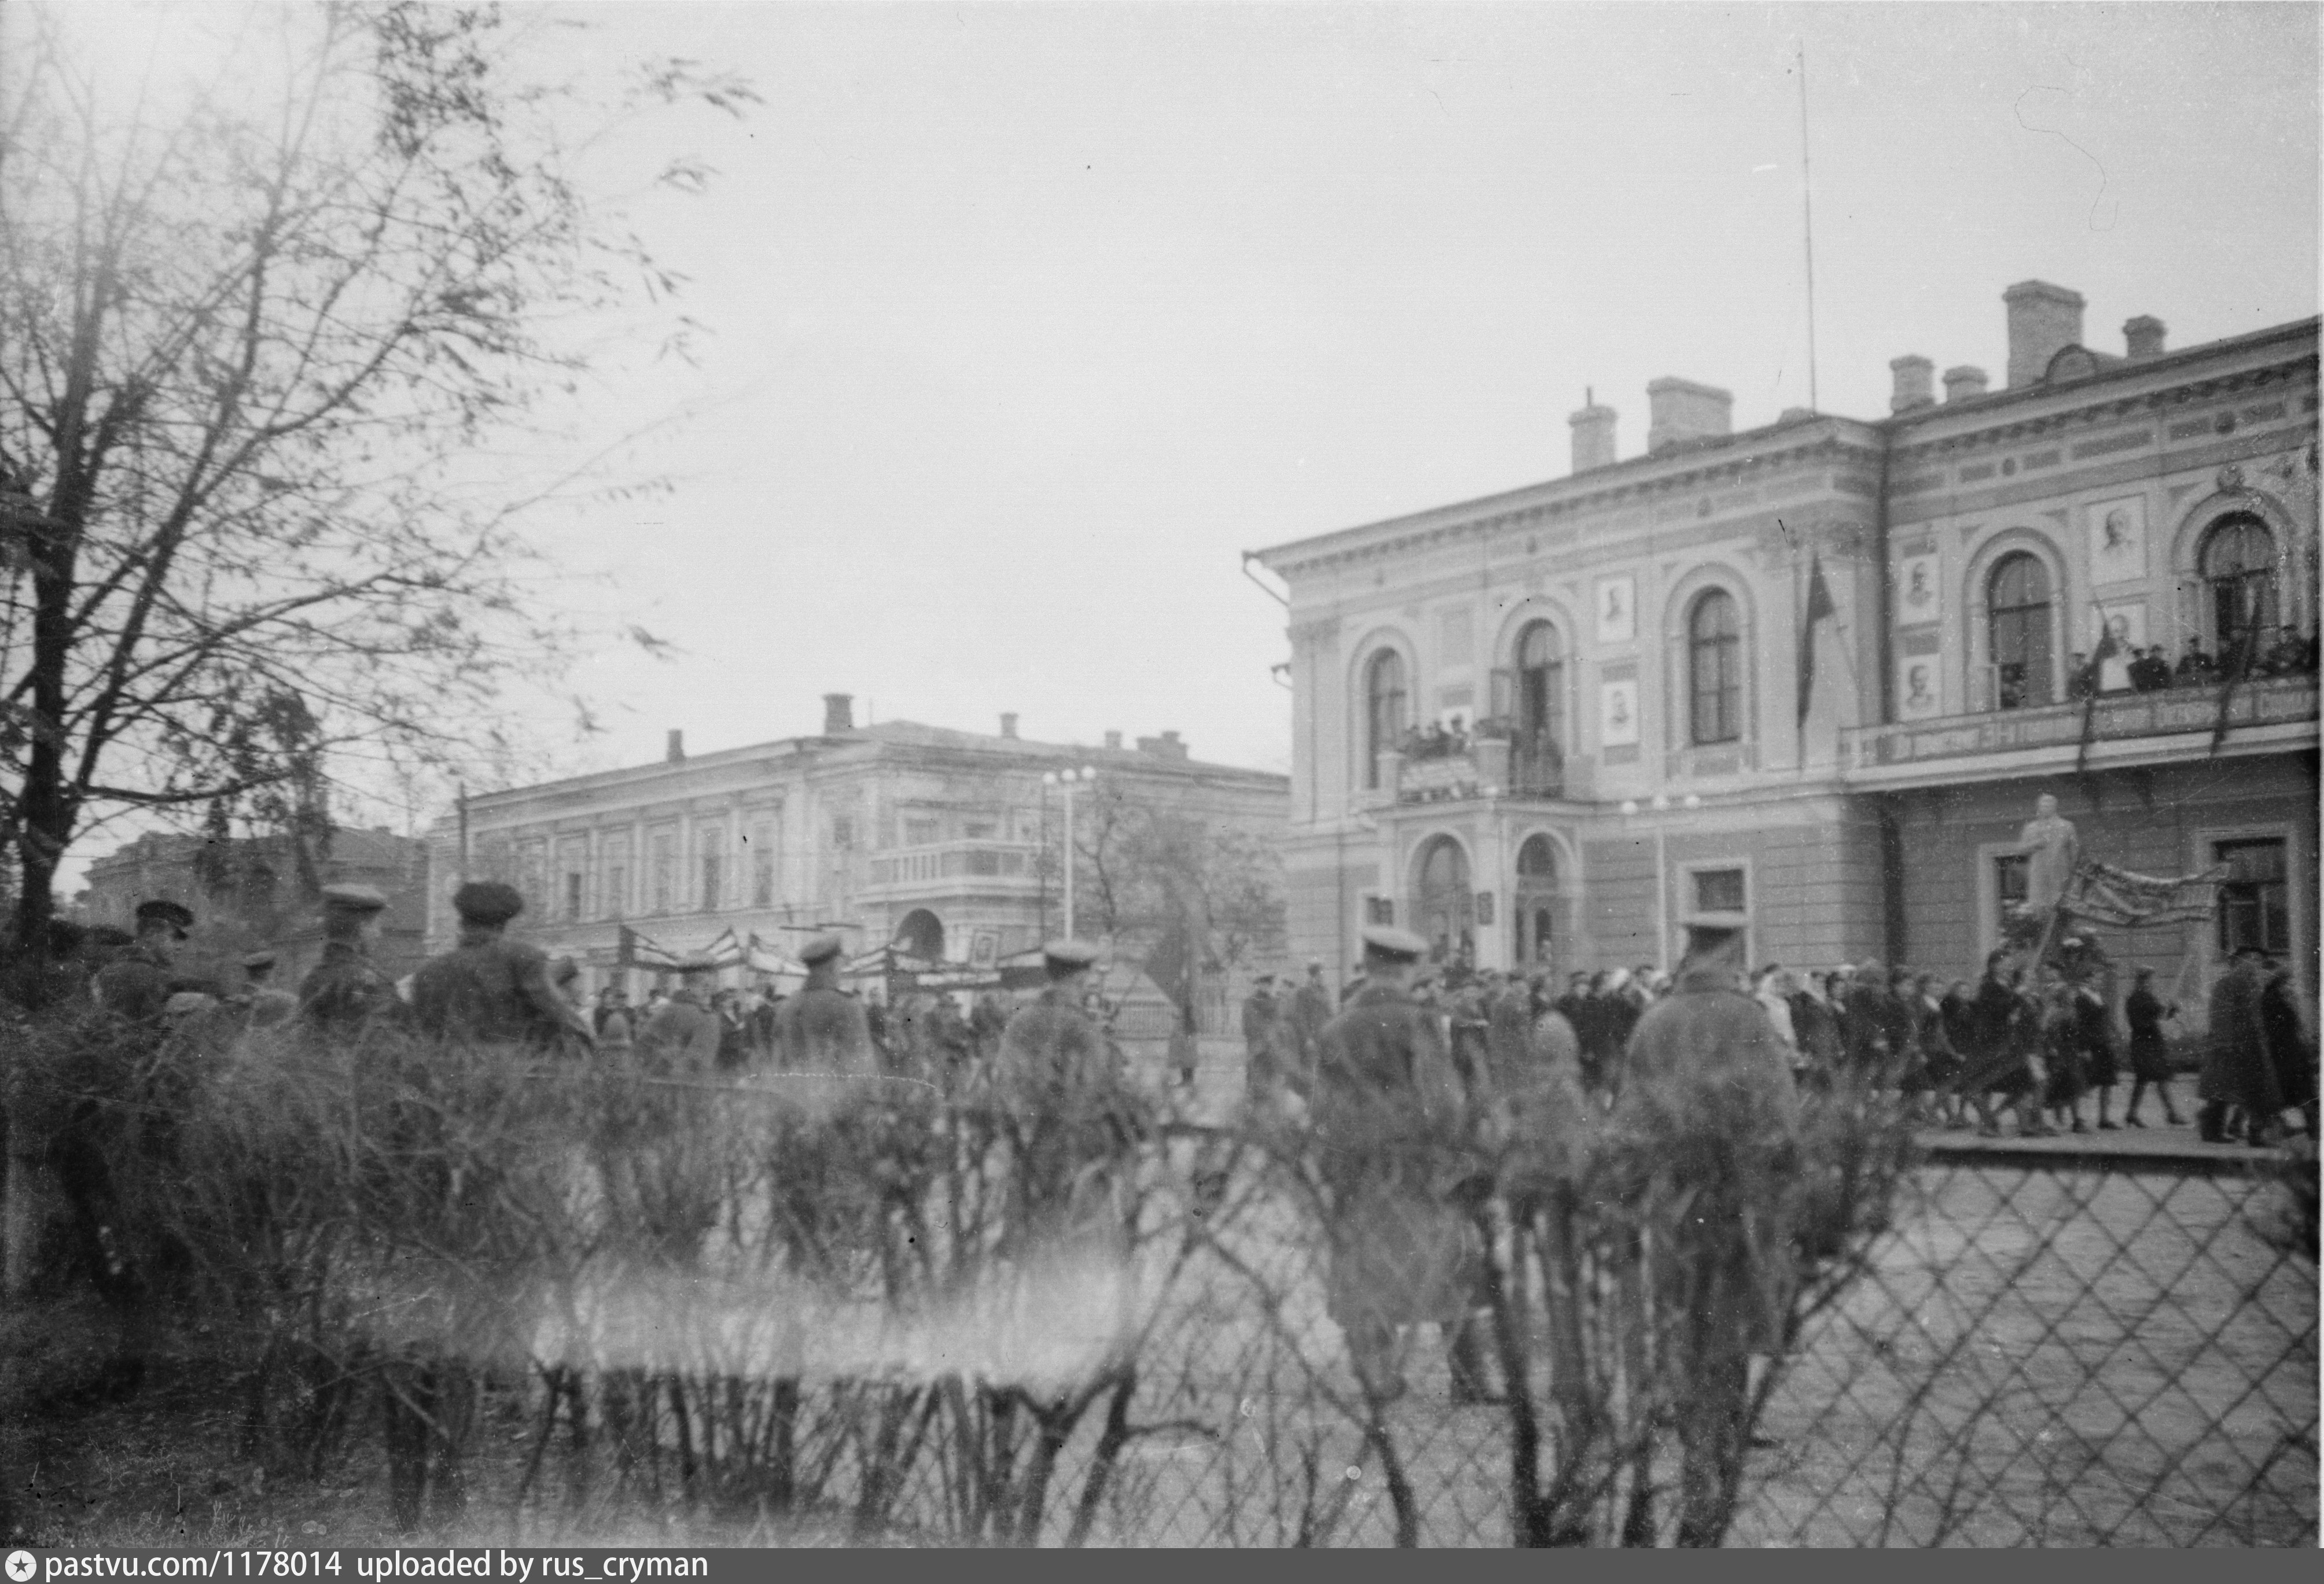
[1892,357,2316,466]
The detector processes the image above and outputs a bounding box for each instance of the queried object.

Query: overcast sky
[41,1,2324,882]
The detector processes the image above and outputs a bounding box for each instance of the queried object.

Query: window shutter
[1488,666,1514,723]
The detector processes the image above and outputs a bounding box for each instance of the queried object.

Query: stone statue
[2018,794,2080,912]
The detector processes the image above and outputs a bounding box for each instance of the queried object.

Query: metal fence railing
[11,1013,2317,1546]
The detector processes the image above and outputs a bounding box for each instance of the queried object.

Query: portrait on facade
[1595,574,1636,644]
[969,930,998,967]
[1599,677,1639,745]
[1897,552,1940,621]
[2096,600,2146,692]
[2087,495,2148,580]
[1898,659,1941,719]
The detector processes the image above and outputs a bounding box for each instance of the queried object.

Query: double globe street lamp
[1042,765,1098,941]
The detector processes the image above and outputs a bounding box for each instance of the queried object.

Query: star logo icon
[6,1550,37,1583]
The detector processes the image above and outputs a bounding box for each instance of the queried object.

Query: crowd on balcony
[2058,628,2321,705]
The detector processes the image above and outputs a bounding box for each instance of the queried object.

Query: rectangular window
[1994,853,2029,931]
[964,820,997,840]
[1693,868,1746,913]
[564,872,583,922]
[1366,896,1395,925]
[699,827,724,912]
[2215,838,2289,955]
[749,818,777,908]
[650,831,676,915]
[831,816,854,850]
[904,817,940,846]
[601,834,630,920]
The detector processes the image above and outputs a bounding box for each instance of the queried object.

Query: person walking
[2199,948,2282,1145]
[1310,926,1490,1405]
[2121,966,2183,1126]
[1605,912,1801,1546]
[2259,955,2316,1138]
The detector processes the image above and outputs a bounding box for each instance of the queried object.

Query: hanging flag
[2058,860,2229,929]
[745,932,804,976]
[2208,616,2263,756]
[2073,609,2123,778]
[700,926,747,968]
[618,924,681,970]
[1797,550,1836,725]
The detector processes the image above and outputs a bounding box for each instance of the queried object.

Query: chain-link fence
[9,1010,2316,1546]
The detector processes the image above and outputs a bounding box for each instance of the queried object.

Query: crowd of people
[2063,629,2320,702]
[1239,937,2318,1150]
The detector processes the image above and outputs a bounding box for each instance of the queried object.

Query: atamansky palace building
[424,695,1287,995]
[1253,281,2319,1015]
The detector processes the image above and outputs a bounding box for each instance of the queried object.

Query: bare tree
[0,1,753,954]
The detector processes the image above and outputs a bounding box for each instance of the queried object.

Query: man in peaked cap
[90,899,198,1022]
[299,883,397,1037]
[1310,924,1492,1405]
[240,950,300,1030]
[639,955,725,1075]
[1604,912,1802,1546]
[993,939,1142,1262]
[771,933,876,1083]
[1290,960,1334,1077]
[409,880,594,1053]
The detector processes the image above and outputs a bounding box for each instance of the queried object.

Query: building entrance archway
[1512,833,1561,971]
[1413,836,1476,966]
[895,908,945,961]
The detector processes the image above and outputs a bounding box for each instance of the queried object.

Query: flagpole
[1797,42,1820,413]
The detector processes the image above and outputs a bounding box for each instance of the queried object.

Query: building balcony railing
[1382,728,1566,806]
[1845,673,2319,778]
[865,839,1042,892]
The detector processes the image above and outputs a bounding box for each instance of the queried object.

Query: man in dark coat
[1291,960,1334,1066]
[1242,974,1284,1102]
[770,934,877,1088]
[297,885,397,1038]
[1310,925,1489,1405]
[992,940,1140,1269]
[90,899,196,1023]
[2199,948,2282,1144]
[408,881,595,1052]
[638,959,724,1074]
[1844,959,1898,1081]
[2258,955,2315,1137]
[1604,912,1801,1547]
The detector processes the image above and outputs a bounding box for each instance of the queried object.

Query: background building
[1255,281,2319,1019]
[76,826,432,989]
[429,696,1289,1017]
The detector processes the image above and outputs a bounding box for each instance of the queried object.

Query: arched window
[1513,835,1558,968]
[1515,833,1558,879]
[1514,622,1565,751]
[1688,590,1742,745]
[2200,516,2278,656]
[1987,552,2053,710]
[1364,650,1408,789]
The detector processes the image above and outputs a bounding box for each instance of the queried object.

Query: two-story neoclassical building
[425,695,1288,996]
[1255,281,2319,1014]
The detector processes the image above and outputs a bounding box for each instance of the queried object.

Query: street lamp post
[1042,765,1097,940]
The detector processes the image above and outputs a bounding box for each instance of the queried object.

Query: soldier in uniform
[771,934,877,1086]
[1291,960,1334,1069]
[407,881,594,1052]
[297,884,396,1038]
[638,957,723,1075]
[1241,974,1281,1101]
[1311,925,1491,1405]
[1604,912,1801,1547]
[991,940,1141,1263]
[91,900,197,1023]
[239,951,300,1030]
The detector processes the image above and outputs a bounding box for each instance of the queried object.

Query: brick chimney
[999,712,1018,739]
[822,693,854,734]
[1568,389,1617,473]
[1888,355,1935,413]
[665,730,685,764]
[1645,378,1733,452]
[2123,315,2166,359]
[1943,364,1990,404]
[2004,280,2086,388]
[1136,731,1189,761]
